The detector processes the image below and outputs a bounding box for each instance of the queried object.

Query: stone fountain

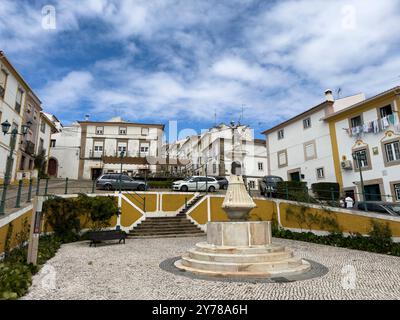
[175,131,310,278]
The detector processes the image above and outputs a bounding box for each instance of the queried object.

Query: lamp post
[352,152,367,212]
[0,120,32,215]
[119,150,125,194]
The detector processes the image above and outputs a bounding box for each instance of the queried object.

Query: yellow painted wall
[0,210,33,254]
[162,193,194,212]
[279,202,400,236]
[121,198,143,227]
[249,199,277,221]
[125,193,157,212]
[191,197,278,224]
[210,197,229,222]
[189,198,208,225]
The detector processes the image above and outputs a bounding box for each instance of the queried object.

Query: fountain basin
[174,221,311,278]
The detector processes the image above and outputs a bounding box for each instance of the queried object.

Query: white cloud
[39,71,94,112]
[1,0,400,131]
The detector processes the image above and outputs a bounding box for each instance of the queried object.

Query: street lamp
[119,150,125,194]
[352,152,368,212]
[0,120,32,215]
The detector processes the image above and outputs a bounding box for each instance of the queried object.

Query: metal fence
[0,178,106,214]
[0,177,227,214]
[263,185,398,208]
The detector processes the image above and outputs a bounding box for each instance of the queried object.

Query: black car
[215,176,229,190]
[354,201,400,217]
[258,175,284,196]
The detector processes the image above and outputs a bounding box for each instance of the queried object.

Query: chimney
[84,114,90,121]
[325,89,334,102]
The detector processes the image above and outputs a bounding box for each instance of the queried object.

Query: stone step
[186,248,293,263]
[129,232,205,237]
[194,242,287,254]
[129,230,204,236]
[136,218,192,225]
[128,233,206,239]
[133,226,202,232]
[145,217,190,221]
[180,255,306,273]
[135,223,199,228]
[135,222,196,228]
[174,259,311,278]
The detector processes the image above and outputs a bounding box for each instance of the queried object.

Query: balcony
[346,114,399,137]
[89,150,150,159]
[89,150,104,159]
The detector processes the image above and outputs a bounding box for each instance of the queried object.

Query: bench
[87,230,127,247]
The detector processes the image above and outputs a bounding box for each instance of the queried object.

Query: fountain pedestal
[174,221,311,277]
[175,160,310,278]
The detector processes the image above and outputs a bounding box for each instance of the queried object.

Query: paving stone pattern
[23,237,400,300]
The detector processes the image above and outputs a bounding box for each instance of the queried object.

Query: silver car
[96,174,148,191]
[172,176,220,192]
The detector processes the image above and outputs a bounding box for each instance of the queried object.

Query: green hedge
[276,181,312,202]
[311,182,340,201]
[272,220,399,256]
[0,235,61,300]
[147,180,174,188]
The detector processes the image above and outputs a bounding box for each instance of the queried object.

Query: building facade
[167,123,268,190]
[263,90,365,187]
[48,122,81,179]
[0,51,31,183]
[324,86,400,202]
[77,117,164,180]
[15,92,42,180]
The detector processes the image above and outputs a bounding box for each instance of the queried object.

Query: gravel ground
[22,237,400,300]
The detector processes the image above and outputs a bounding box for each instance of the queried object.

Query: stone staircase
[128,194,205,239]
[176,194,204,216]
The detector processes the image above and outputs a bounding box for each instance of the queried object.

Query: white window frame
[354,149,369,168]
[395,184,400,201]
[258,162,263,171]
[119,127,127,135]
[96,126,104,135]
[385,141,400,162]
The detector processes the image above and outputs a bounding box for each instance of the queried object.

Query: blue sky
[1,0,400,140]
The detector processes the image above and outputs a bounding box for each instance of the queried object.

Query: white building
[48,122,81,179]
[49,117,165,180]
[1,51,33,183]
[262,90,365,187]
[168,123,268,190]
[323,86,400,202]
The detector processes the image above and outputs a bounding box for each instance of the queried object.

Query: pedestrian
[345,196,354,208]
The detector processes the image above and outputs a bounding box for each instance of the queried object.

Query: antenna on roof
[214,109,217,127]
[336,88,342,99]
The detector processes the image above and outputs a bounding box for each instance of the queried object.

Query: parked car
[354,201,400,217]
[96,174,148,191]
[172,176,220,192]
[258,175,284,196]
[215,176,229,190]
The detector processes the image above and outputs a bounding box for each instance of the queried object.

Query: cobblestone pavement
[23,237,400,300]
